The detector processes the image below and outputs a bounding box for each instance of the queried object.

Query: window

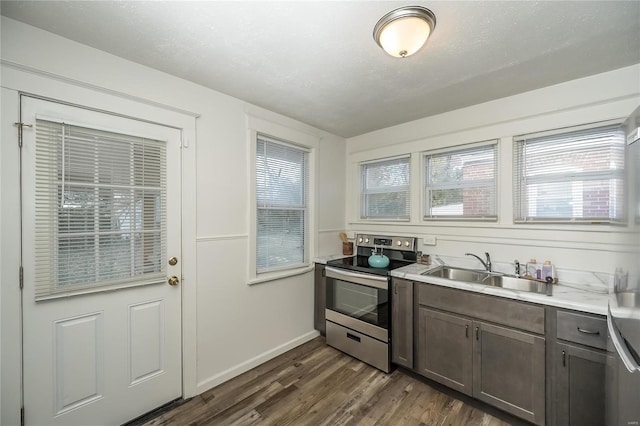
[361,156,410,220]
[256,135,309,273]
[424,143,497,220]
[514,121,625,223]
[34,119,166,300]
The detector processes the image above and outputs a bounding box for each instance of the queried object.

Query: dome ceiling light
[373,6,437,58]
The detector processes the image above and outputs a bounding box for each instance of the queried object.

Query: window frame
[359,155,411,221]
[513,120,625,224]
[247,114,318,285]
[423,141,499,222]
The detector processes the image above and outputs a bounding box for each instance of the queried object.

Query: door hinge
[19,266,24,290]
[14,122,33,148]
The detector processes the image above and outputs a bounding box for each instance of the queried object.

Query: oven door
[325,266,389,342]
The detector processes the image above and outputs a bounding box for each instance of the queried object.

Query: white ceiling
[2,1,639,138]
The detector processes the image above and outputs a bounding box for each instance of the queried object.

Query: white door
[21,96,182,425]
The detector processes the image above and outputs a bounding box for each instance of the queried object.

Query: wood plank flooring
[138,337,527,426]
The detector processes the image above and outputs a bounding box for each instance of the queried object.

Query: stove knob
[404,241,410,247]
[396,241,402,246]
[358,237,363,243]
[364,238,369,243]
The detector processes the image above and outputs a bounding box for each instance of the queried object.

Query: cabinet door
[417,307,473,395]
[314,264,326,335]
[391,278,413,368]
[473,321,545,425]
[555,342,606,426]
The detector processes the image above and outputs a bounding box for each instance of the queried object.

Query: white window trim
[422,140,499,222]
[247,114,318,285]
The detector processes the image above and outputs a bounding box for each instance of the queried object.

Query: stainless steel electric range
[325,234,418,372]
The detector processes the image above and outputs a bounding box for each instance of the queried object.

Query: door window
[34,119,167,300]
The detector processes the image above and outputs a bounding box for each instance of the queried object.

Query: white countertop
[391,262,609,316]
[314,254,609,316]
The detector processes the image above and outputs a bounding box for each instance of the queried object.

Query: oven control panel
[356,234,416,251]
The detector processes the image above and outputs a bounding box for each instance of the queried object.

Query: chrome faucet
[514,260,521,277]
[465,252,492,272]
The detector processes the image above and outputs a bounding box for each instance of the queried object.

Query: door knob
[168,276,180,286]
[168,256,178,266]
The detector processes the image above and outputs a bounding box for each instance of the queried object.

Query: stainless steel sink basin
[482,274,549,295]
[423,266,487,283]
[422,266,551,295]
[616,291,640,308]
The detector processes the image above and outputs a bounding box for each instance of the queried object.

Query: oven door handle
[325,266,389,290]
[607,305,640,373]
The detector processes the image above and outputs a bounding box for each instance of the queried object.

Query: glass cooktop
[326,255,413,276]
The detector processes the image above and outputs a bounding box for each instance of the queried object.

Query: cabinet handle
[562,350,566,367]
[322,268,326,277]
[465,324,469,338]
[394,283,397,295]
[577,327,600,335]
[475,326,479,340]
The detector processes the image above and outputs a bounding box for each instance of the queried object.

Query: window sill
[247,264,314,286]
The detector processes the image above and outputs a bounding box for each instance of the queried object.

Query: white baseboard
[195,330,321,395]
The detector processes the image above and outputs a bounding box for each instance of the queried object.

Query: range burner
[326,234,418,276]
[327,255,413,276]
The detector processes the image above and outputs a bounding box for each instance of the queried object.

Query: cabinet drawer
[326,321,390,372]
[556,310,607,350]
[418,283,544,334]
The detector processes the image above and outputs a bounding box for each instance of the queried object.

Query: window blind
[424,143,497,220]
[256,135,309,273]
[513,122,625,223]
[361,156,410,220]
[34,119,166,300]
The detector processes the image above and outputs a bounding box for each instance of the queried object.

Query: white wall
[346,65,640,277]
[0,17,346,424]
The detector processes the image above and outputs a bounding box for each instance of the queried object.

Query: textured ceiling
[2,1,640,138]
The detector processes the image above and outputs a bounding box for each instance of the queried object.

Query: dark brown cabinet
[314,263,326,335]
[555,342,606,426]
[417,307,473,394]
[416,283,546,425]
[474,321,545,424]
[548,308,607,426]
[391,278,413,368]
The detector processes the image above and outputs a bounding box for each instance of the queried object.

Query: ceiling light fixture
[373,6,436,58]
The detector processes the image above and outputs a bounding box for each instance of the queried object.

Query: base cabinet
[391,278,414,368]
[548,308,607,426]
[417,307,473,395]
[416,283,546,425]
[555,342,606,426]
[474,321,546,424]
[314,264,326,335]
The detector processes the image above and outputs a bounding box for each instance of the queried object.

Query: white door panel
[21,96,182,426]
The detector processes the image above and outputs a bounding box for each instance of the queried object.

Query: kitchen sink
[616,291,640,308]
[424,266,488,283]
[422,266,551,295]
[481,274,549,295]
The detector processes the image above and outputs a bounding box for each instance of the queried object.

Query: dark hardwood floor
[139,337,527,426]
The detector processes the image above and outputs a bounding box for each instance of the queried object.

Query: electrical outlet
[422,235,436,245]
